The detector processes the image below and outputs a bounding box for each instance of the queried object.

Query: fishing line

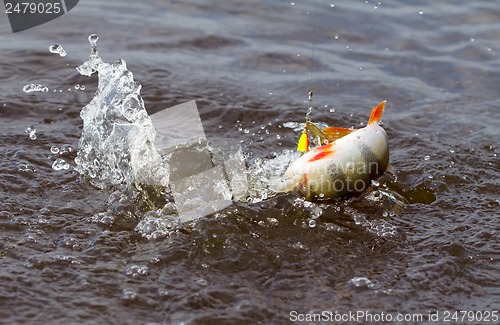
[297,0,319,153]
[308,0,318,95]
[305,0,319,120]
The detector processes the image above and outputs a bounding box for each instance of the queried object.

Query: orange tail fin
[368,100,386,125]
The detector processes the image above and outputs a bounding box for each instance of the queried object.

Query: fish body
[283,101,389,200]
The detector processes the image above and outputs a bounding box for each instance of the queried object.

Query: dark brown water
[0,0,498,324]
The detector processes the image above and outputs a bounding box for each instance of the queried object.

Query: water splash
[52,158,70,171]
[74,34,169,189]
[25,125,37,140]
[49,44,67,57]
[244,149,301,203]
[23,84,49,93]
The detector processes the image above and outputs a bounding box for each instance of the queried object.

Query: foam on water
[74,34,169,189]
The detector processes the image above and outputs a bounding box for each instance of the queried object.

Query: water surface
[0,0,498,324]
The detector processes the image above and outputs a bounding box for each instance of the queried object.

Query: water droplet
[470,38,475,42]
[290,1,295,5]
[276,134,281,139]
[74,84,80,90]
[121,288,137,301]
[88,34,99,47]
[424,155,430,160]
[243,128,249,134]
[52,158,70,171]
[334,35,339,40]
[418,10,423,15]
[449,149,455,154]
[330,3,335,7]
[49,44,66,57]
[371,179,380,187]
[308,219,316,228]
[356,135,361,139]
[80,85,86,90]
[23,84,49,93]
[329,108,336,113]
[50,146,60,154]
[25,125,37,140]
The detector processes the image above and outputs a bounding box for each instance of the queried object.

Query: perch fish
[283,101,389,200]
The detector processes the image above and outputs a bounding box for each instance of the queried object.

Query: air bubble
[330,4,335,7]
[50,146,60,154]
[308,219,316,228]
[121,288,137,301]
[23,84,49,93]
[267,217,279,227]
[49,44,67,57]
[59,144,74,154]
[329,108,336,113]
[195,277,208,286]
[424,155,430,161]
[125,265,148,278]
[52,158,70,171]
[349,276,375,288]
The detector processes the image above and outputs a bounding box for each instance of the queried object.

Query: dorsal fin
[368,100,386,125]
